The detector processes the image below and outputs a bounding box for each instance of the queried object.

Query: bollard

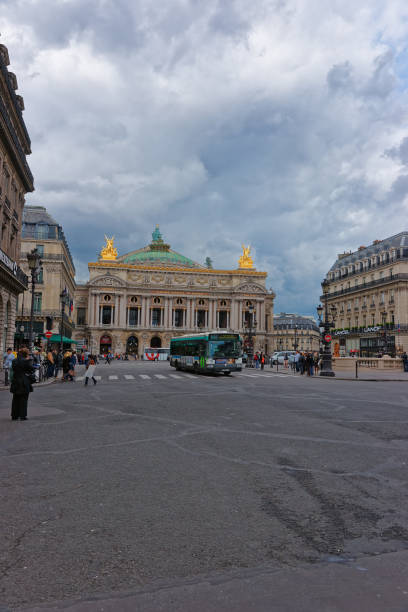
[355,360,358,379]
[276,360,278,373]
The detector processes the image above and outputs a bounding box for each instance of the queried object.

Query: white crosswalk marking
[169,374,182,379]
[94,376,101,380]
[76,376,84,381]
[154,374,166,379]
[109,375,118,380]
[124,374,134,380]
[140,374,150,379]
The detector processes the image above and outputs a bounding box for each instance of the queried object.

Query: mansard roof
[329,232,408,271]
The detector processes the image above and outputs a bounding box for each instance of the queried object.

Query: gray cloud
[1,0,408,313]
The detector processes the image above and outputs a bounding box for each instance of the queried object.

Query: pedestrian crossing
[74,371,299,383]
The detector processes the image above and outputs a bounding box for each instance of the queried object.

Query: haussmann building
[73,226,275,357]
[323,232,408,357]
[0,43,34,352]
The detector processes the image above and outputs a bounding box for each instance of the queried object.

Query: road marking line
[154,374,167,379]
[94,376,102,380]
[76,376,84,381]
[140,374,150,379]
[169,374,182,379]
[124,374,135,380]
[109,375,118,380]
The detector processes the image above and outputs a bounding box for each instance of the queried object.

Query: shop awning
[48,335,80,344]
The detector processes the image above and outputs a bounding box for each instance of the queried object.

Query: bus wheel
[223,371,231,376]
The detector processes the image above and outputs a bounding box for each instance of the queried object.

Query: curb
[269,369,408,382]
[0,377,59,392]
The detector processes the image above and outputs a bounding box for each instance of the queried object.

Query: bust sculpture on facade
[100,236,118,261]
[238,244,254,269]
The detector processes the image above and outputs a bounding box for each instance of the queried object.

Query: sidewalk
[270,365,408,382]
[0,369,58,391]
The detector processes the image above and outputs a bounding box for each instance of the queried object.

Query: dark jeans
[85,376,96,385]
[11,393,29,419]
[4,368,10,385]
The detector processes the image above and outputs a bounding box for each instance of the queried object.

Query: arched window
[153,297,161,304]
[130,296,138,303]
[104,295,112,302]
[176,298,183,305]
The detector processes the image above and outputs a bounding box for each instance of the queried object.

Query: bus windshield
[209,339,241,359]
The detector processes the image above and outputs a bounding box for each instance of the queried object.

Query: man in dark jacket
[10,347,35,420]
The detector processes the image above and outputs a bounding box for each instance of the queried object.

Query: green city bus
[169,332,243,375]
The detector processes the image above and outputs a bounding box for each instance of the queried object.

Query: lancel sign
[334,326,382,336]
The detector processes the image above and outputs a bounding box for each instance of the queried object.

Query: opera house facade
[73,226,275,356]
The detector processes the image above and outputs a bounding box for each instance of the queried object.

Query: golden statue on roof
[100,235,118,261]
[238,244,254,269]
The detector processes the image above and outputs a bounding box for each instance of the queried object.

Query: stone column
[141,297,147,328]
[119,293,126,328]
[114,294,119,327]
[238,301,243,331]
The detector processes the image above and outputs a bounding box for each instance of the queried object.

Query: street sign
[45,330,53,339]
[324,334,332,342]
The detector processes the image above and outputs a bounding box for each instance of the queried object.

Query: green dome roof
[117,225,203,268]
[121,249,200,267]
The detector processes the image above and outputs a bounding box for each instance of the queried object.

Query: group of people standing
[292,351,320,375]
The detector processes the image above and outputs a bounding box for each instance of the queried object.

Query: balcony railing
[324,273,408,299]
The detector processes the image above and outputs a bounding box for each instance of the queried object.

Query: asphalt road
[1,361,408,611]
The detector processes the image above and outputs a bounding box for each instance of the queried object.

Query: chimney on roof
[337,251,351,260]
[372,239,381,245]
[358,245,366,250]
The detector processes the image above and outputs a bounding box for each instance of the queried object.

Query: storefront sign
[335,326,383,337]
[0,247,17,275]
[100,335,111,343]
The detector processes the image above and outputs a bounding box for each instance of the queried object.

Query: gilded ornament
[100,236,118,261]
[238,244,254,269]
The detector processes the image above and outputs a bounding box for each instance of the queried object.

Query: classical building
[74,226,275,356]
[271,313,320,353]
[0,43,34,352]
[323,232,408,357]
[17,206,76,346]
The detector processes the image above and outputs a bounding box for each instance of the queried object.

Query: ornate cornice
[88,261,267,277]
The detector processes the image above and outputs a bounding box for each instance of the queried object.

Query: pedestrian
[105,353,111,365]
[69,351,77,380]
[55,350,63,378]
[10,347,35,420]
[284,353,288,368]
[260,353,265,370]
[294,351,300,373]
[314,352,319,375]
[299,352,305,375]
[46,348,54,378]
[62,351,73,381]
[84,355,97,385]
[253,352,259,369]
[3,347,15,386]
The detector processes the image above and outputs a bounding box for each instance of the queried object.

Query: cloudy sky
[2,0,408,315]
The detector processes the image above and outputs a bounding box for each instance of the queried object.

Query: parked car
[272,351,297,365]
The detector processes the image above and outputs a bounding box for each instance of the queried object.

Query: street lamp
[59,288,69,356]
[26,248,42,353]
[293,324,298,351]
[244,303,257,367]
[381,310,388,355]
[317,280,337,377]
